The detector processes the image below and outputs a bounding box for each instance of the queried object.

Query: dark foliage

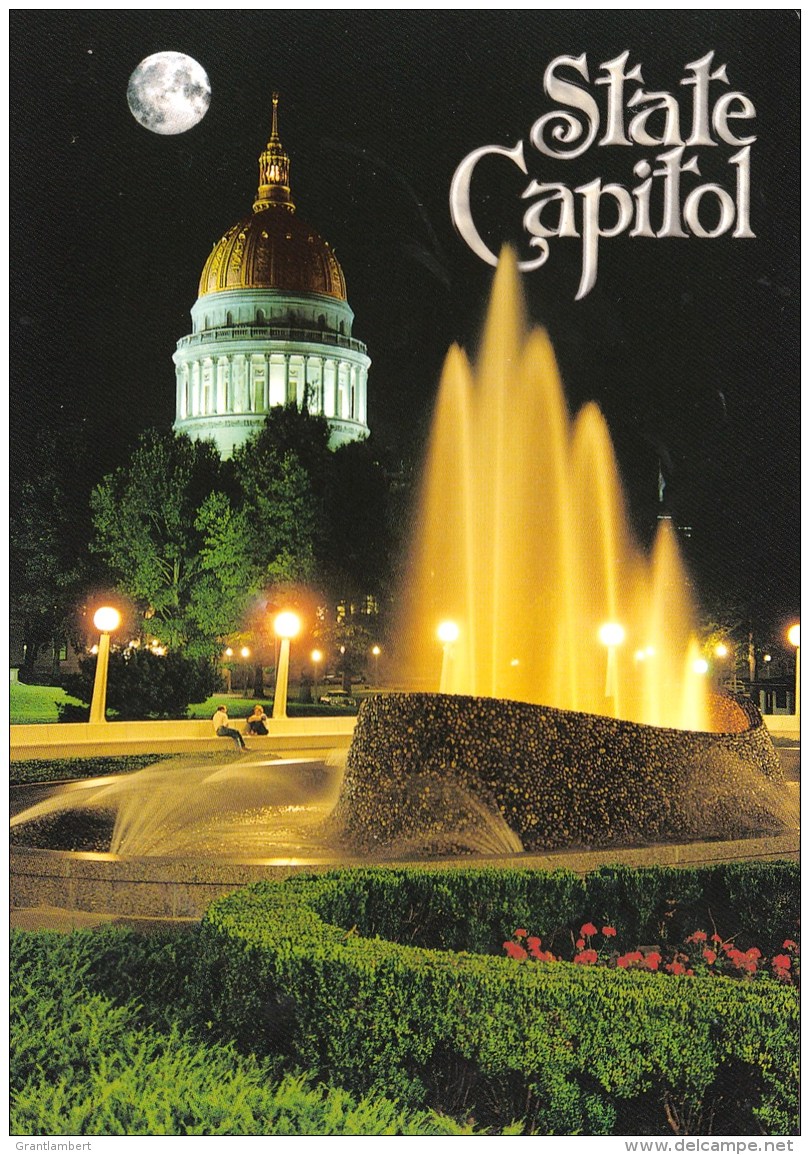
[61,648,220,719]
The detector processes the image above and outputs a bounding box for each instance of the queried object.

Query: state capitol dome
[198,203,348,301]
[173,93,370,458]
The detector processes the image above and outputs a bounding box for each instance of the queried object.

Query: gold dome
[198,208,347,299]
[198,93,347,301]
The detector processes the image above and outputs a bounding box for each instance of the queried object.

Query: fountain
[10,250,790,914]
[398,249,710,730]
[335,250,784,852]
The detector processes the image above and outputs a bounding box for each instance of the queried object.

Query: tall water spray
[401,250,711,732]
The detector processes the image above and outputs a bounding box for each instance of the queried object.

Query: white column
[358,367,367,425]
[191,361,200,416]
[324,359,337,417]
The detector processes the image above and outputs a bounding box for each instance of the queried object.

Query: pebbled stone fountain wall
[336,693,784,854]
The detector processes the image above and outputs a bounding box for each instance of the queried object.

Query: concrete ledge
[763,714,800,739]
[10,717,356,760]
[10,830,799,920]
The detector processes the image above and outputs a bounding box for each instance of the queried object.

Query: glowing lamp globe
[598,623,625,647]
[93,607,121,633]
[714,643,729,658]
[275,611,301,640]
[692,658,709,675]
[437,620,460,645]
[311,649,323,664]
[788,625,800,648]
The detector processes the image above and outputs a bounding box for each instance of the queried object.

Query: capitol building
[173,95,370,458]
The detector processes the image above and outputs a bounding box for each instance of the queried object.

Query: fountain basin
[336,692,784,853]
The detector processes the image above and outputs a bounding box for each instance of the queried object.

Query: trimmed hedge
[194,864,799,1135]
[10,930,472,1136]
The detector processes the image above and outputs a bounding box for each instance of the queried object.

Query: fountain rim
[367,690,766,740]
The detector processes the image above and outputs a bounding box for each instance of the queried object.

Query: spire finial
[253,92,294,213]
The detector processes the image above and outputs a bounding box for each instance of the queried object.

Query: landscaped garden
[10,861,799,1136]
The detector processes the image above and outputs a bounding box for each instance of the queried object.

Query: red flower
[602,926,617,937]
[783,939,799,951]
[703,949,717,965]
[711,933,724,944]
[667,961,686,975]
[686,930,707,944]
[580,922,598,937]
[617,950,643,969]
[504,941,528,960]
[644,952,661,971]
[575,937,586,949]
[573,948,598,965]
[746,947,762,959]
[772,954,792,971]
[526,936,543,958]
[514,929,527,939]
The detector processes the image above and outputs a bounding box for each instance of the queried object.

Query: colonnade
[176,350,367,425]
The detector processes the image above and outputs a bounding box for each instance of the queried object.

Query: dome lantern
[253,92,294,213]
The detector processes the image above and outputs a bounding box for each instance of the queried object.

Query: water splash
[400,250,711,731]
[11,756,347,859]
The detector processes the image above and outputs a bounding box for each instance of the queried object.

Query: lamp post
[239,646,251,695]
[89,606,121,724]
[273,611,301,719]
[311,649,323,699]
[223,647,233,693]
[437,620,459,694]
[598,622,625,716]
[371,644,381,686]
[788,624,800,726]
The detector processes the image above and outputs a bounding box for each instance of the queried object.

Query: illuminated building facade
[173,95,370,457]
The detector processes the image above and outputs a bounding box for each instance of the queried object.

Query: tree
[188,492,261,652]
[90,430,225,653]
[10,430,91,680]
[233,404,332,587]
[323,440,392,604]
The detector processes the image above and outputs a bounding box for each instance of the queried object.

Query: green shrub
[193,866,799,1134]
[9,930,471,1136]
[61,649,220,720]
[305,861,799,956]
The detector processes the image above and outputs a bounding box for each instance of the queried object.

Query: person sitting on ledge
[212,704,246,750]
[246,704,269,735]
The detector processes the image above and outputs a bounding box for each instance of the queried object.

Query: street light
[598,622,625,715]
[240,645,251,695]
[788,624,800,725]
[371,644,381,686]
[273,611,301,719]
[437,620,459,694]
[89,606,121,724]
[311,649,323,697]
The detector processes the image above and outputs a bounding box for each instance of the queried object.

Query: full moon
[127,52,211,135]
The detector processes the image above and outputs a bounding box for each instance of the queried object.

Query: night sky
[10,11,800,636]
